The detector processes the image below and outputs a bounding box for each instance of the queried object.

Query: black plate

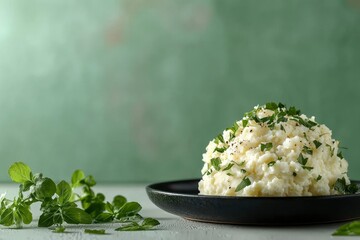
[146,179,360,225]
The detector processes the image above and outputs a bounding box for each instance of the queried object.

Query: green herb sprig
[0,162,159,233]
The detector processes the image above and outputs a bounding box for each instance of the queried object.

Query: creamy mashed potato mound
[199,103,355,196]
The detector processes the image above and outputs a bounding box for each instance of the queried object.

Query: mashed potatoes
[199,103,357,196]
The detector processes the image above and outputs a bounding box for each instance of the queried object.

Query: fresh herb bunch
[0,162,159,232]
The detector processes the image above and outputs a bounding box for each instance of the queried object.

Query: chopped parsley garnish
[267,161,276,167]
[260,142,273,152]
[242,119,249,128]
[316,175,322,181]
[297,153,308,165]
[226,122,239,134]
[287,106,301,116]
[334,177,358,194]
[214,133,224,144]
[292,116,317,129]
[235,177,251,192]
[293,172,297,177]
[337,151,344,159]
[241,103,319,131]
[326,144,335,157]
[210,158,221,171]
[214,147,228,153]
[232,160,245,167]
[302,166,314,171]
[313,140,322,149]
[240,169,247,173]
[265,102,278,110]
[297,153,313,170]
[222,163,234,171]
[280,124,285,131]
[302,146,313,155]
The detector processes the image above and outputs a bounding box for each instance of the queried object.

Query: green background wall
[0,0,360,182]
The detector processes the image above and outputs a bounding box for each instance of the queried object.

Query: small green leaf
[35,177,57,200]
[222,163,234,171]
[8,162,32,183]
[240,169,246,173]
[316,175,322,181]
[242,119,249,128]
[302,166,313,171]
[215,134,224,144]
[0,207,14,226]
[85,229,106,235]
[141,218,160,229]
[302,146,313,155]
[113,195,127,209]
[63,207,92,224]
[105,202,114,213]
[38,212,55,227]
[235,177,251,192]
[210,158,221,171]
[332,221,360,236]
[214,147,228,153]
[80,175,96,187]
[57,181,72,205]
[297,153,308,165]
[260,142,273,152]
[267,161,276,167]
[337,151,344,159]
[313,140,322,149]
[94,212,114,223]
[115,222,141,231]
[293,172,297,177]
[265,102,278,111]
[117,202,142,218]
[71,170,85,188]
[280,124,285,131]
[17,204,32,224]
[118,213,143,223]
[53,226,65,233]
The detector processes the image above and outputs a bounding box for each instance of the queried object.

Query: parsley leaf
[316,175,322,181]
[214,147,228,153]
[242,119,249,128]
[235,177,251,192]
[302,146,313,155]
[210,158,221,171]
[334,178,358,194]
[214,134,224,144]
[313,140,322,149]
[337,151,344,159]
[297,153,308,165]
[333,221,360,236]
[85,229,106,235]
[8,162,32,183]
[222,163,234,171]
[260,142,273,152]
[115,218,160,231]
[265,102,278,110]
[267,161,276,167]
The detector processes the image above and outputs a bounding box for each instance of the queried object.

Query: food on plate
[198,102,357,196]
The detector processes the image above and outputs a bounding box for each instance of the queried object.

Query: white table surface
[0,183,353,240]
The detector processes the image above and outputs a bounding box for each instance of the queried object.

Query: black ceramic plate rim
[146,178,360,200]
